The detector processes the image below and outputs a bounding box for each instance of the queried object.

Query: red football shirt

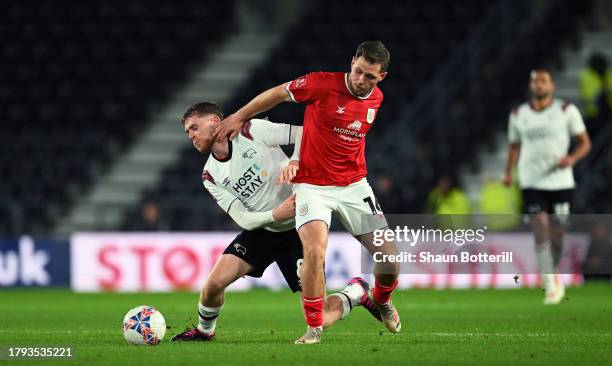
[285,72,383,186]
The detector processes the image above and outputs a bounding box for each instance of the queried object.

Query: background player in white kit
[504,69,591,304]
[171,102,381,342]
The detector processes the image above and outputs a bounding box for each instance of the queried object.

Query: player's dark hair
[181,102,224,124]
[355,41,390,72]
[530,67,554,80]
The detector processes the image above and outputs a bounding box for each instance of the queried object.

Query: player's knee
[530,215,550,239]
[301,234,327,255]
[303,245,326,265]
[530,212,549,228]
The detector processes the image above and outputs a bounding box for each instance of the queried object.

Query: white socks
[535,241,554,290]
[198,303,223,334]
[330,282,366,320]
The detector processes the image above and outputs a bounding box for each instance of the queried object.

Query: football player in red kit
[215,41,400,344]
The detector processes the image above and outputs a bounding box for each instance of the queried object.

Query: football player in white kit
[504,69,591,304]
[171,102,381,342]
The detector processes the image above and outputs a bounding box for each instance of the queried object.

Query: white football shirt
[508,99,586,190]
[203,119,299,232]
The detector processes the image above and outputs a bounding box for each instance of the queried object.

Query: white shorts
[293,178,389,236]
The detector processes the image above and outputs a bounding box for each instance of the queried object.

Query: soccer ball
[122,305,166,345]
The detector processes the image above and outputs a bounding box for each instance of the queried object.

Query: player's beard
[195,137,213,153]
[533,91,551,100]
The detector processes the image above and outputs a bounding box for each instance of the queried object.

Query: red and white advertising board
[71,232,588,292]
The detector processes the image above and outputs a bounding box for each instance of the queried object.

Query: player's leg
[324,277,382,328]
[545,191,572,303]
[336,179,401,332]
[298,279,379,332]
[296,220,328,343]
[523,189,563,304]
[293,183,334,344]
[532,211,565,304]
[298,221,328,299]
[171,254,254,341]
[273,229,354,328]
[549,190,572,267]
[273,232,380,328]
[357,230,401,332]
[173,230,268,341]
[550,220,565,267]
[547,219,566,304]
[322,295,344,327]
[198,254,255,331]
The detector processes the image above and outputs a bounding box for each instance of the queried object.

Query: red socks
[301,280,398,327]
[373,280,398,304]
[302,295,324,328]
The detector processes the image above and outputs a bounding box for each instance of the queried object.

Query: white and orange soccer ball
[122,305,166,345]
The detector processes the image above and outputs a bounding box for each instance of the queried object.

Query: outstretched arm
[214,83,292,141]
[241,119,302,148]
[503,143,520,186]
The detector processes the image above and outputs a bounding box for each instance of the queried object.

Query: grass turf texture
[0,284,610,365]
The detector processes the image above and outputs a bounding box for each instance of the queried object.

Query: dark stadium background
[1,0,610,236]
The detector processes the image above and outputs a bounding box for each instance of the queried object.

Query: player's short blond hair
[181,102,224,125]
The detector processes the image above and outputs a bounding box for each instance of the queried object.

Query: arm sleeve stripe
[202,170,215,185]
[285,82,297,103]
[562,100,570,111]
[226,197,239,212]
[240,120,254,140]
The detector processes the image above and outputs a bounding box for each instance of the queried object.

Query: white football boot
[374,299,401,333]
[294,326,322,344]
[543,274,566,305]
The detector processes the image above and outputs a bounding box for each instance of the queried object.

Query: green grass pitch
[1,284,610,365]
